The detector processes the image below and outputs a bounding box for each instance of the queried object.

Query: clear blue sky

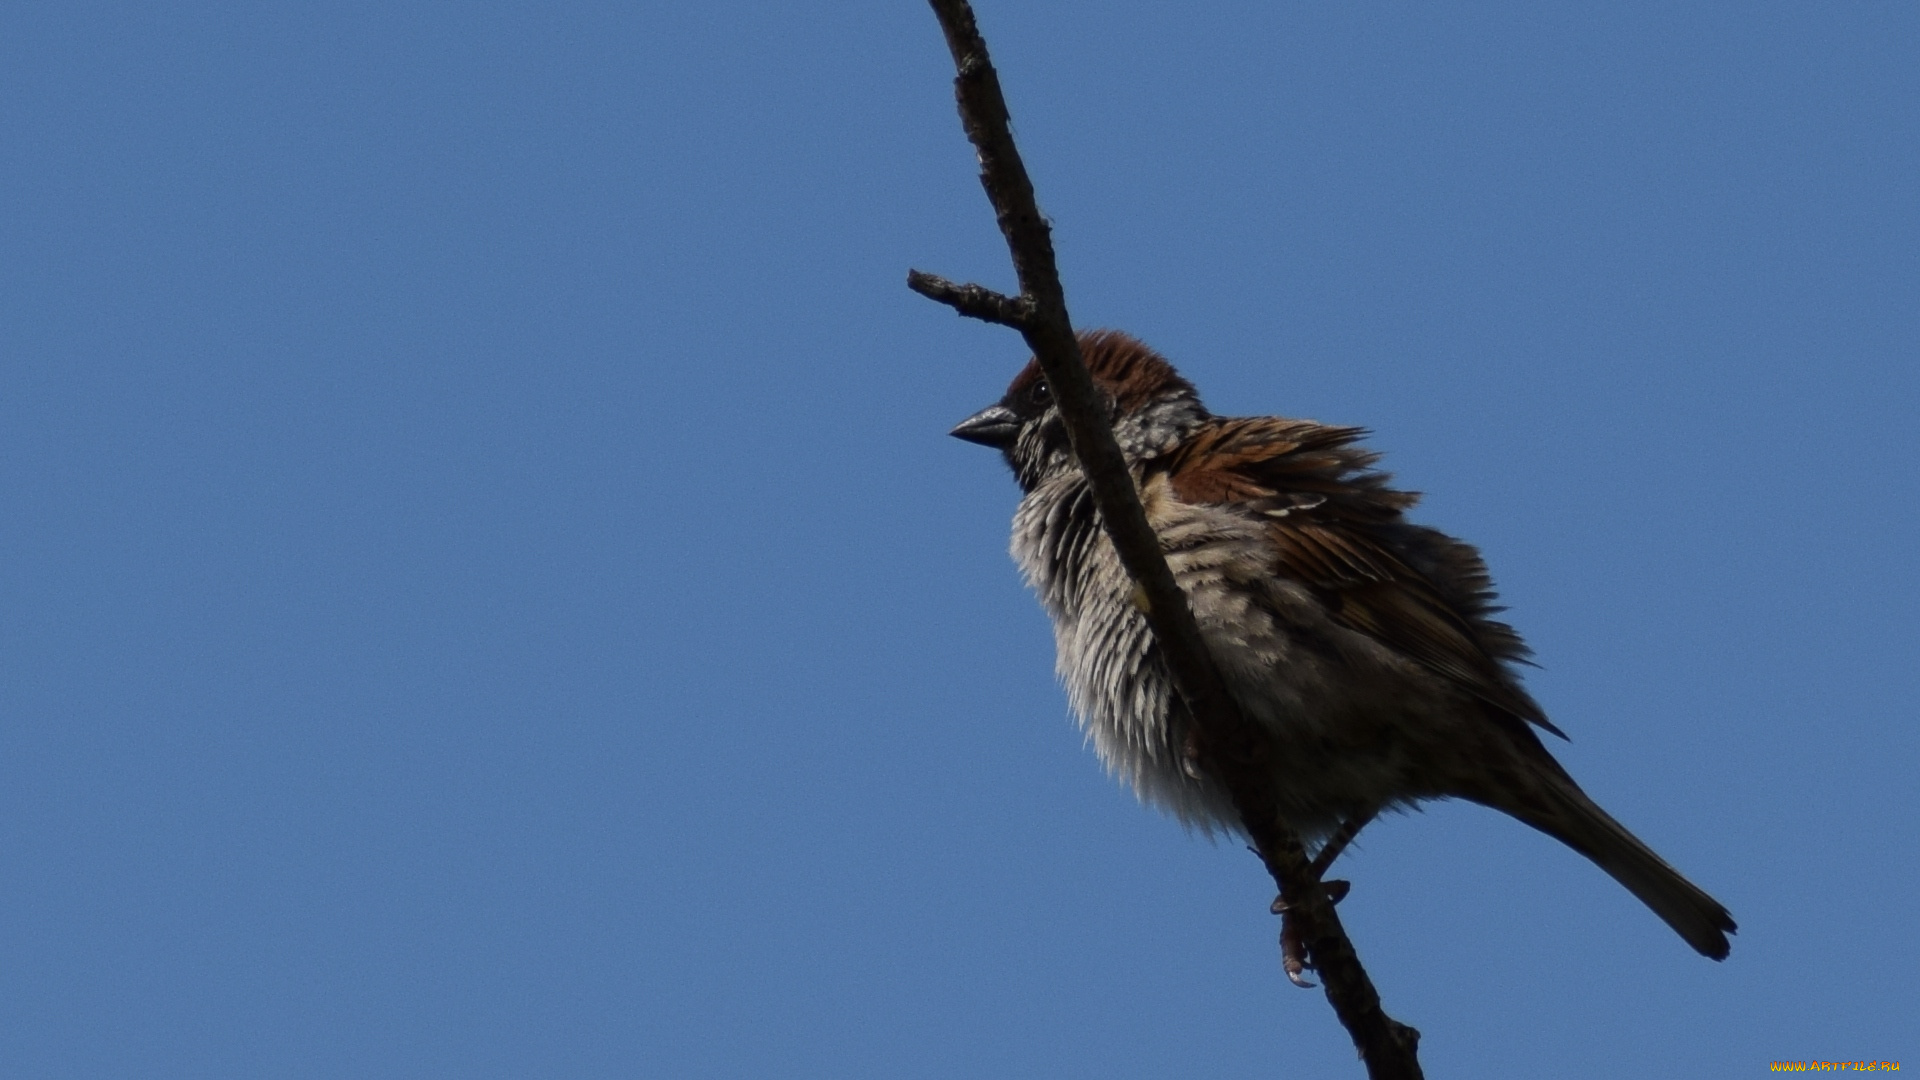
[1,2,1913,1076]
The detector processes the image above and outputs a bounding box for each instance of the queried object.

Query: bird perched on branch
[951,329,1735,960]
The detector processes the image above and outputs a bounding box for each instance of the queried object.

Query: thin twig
[905,271,1032,328]
[909,3,1423,1076]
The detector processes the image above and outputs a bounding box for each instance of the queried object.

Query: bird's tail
[1491,773,1736,960]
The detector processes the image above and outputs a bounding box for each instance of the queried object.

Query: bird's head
[950,330,1207,491]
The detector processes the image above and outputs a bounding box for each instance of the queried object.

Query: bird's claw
[1273,878,1352,988]
[1280,908,1315,988]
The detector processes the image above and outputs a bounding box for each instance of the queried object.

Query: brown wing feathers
[1163,418,1562,738]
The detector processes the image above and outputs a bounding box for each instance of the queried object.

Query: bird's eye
[1032,380,1051,405]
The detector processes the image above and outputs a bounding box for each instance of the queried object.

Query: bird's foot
[1271,879,1349,989]
[1309,808,1378,878]
[1278,903,1313,988]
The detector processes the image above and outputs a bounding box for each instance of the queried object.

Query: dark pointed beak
[950,403,1020,448]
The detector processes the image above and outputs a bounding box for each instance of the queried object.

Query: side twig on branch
[907,3,1423,1077]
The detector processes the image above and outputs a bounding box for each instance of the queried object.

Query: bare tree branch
[905,270,1032,328]
[909,2,1423,1076]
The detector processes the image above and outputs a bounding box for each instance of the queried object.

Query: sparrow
[952,329,1735,960]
